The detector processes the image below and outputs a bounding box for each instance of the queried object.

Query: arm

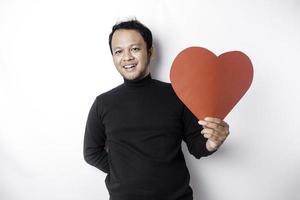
[182,105,217,159]
[83,96,109,173]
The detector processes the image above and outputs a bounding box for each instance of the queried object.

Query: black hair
[108,19,153,55]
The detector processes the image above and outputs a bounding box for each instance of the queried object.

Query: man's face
[111,29,152,80]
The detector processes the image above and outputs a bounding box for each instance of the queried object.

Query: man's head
[109,19,153,81]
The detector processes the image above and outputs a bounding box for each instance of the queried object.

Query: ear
[148,47,154,60]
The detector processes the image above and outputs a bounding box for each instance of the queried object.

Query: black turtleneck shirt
[83,73,216,200]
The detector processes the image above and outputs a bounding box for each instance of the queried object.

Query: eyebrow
[112,43,142,51]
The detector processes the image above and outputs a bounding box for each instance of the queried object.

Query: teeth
[124,64,135,69]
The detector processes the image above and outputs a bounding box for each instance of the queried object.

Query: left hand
[198,117,230,151]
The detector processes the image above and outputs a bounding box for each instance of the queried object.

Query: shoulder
[152,79,184,106]
[152,79,173,90]
[152,79,178,95]
[95,83,124,100]
[91,84,125,113]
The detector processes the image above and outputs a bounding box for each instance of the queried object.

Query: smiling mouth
[123,64,136,69]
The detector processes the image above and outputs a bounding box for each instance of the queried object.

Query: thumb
[207,139,218,150]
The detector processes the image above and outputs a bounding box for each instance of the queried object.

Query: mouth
[123,64,137,71]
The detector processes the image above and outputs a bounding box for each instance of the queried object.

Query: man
[83,19,229,200]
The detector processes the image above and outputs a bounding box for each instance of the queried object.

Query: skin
[198,117,230,151]
[111,29,229,151]
[111,29,153,81]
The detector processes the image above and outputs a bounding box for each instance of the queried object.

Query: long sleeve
[83,96,109,173]
[182,104,217,159]
[84,75,219,198]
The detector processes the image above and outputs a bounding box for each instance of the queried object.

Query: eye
[114,50,122,55]
[131,47,140,52]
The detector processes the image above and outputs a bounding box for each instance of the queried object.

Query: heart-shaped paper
[170,46,253,120]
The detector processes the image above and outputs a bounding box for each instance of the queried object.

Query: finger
[204,117,222,124]
[201,128,212,135]
[198,120,218,129]
[204,117,229,128]
[201,129,226,141]
[199,121,227,134]
[203,133,223,144]
[203,133,225,143]
[220,120,229,128]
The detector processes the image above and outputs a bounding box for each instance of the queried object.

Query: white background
[1,0,299,199]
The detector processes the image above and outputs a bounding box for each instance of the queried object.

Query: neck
[123,73,152,87]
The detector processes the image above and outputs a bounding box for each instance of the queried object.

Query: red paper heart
[170,47,253,120]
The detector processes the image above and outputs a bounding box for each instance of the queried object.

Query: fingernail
[198,120,206,125]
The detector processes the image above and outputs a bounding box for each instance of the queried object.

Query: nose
[122,49,134,61]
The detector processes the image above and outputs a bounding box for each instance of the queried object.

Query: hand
[198,117,230,151]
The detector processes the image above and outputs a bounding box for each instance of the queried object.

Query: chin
[123,73,140,80]
[118,66,149,80]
